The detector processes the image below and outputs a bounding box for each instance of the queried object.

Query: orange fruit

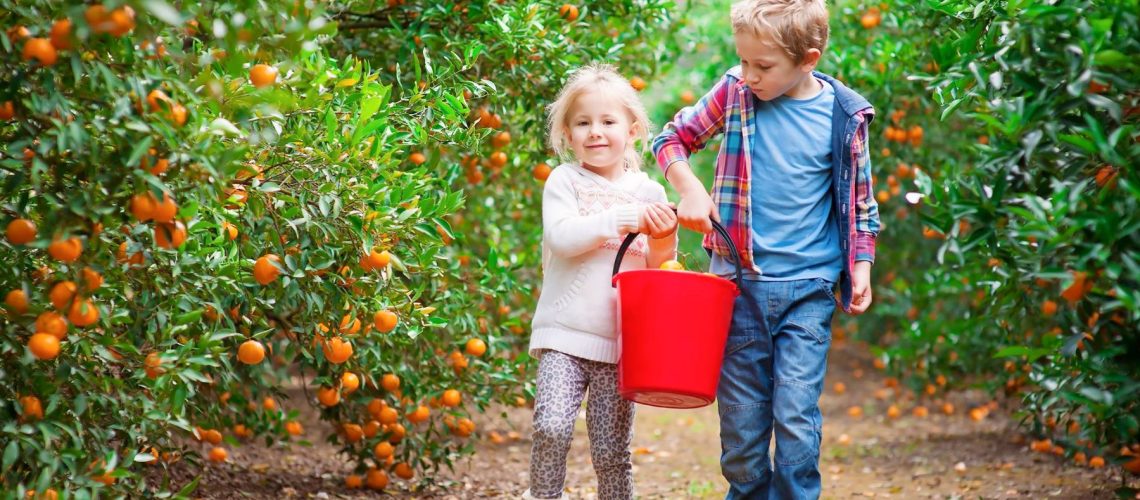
[341,372,360,393]
[91,6,135,37]
[860,12,880,29]
[833,382,846,395]
[82,267,103,291]
[68,297,99,327]
[407,405,430,424]
[222,222,239,240]
[48,237,82,262]
[345,474,363,489]
[886,405,901,419]
[117,241,144,266]
[285,420,303,435]
[1088,456,1105,468]
[409,152,427,165]
[373,310,398,333]
[1124,457,1140,475]
[343,423,364,443]
[238,339,266,365]
[1042,299,1057,316]
[491,131,511,149]
[317,386,340,407]
[680,90,696,104]
[363,419,382,438]
[629,76,647,91]
[249,64,278,88]
[339,314,361,335]
[489,151,508,168]
[167,103,188,126]
[941,402,955,415]
[441,389,462,408]
[130,193,156,221]
[365,468,389,490]
[140,149,169,175]
[454,417,475,437]
[50,19,73,50]
[253,254,282,285]
[207,447,227,462]
[22,38,58,66]
[913,406,929,418]
[49,281,78,310]
[155,221,187,249]
[28,333,61,360]
[145,89,170,112]
[558,4,579,22]
[659,260,685,270]
[380,373,400,392]
[378,406,399,425]
[367,248,392,269]
[373,440,394,459]
[533,162,552,181]
[0,100,14,120]
[846,406,863,418]
[394,462,414,480]
[5,289,29,314]
[387,423,405,441]
[1095,165,1119,188]
[36,312,69,340]
[322,337,353,364]
[19,395,43,421]
[465,338,487,357]
[150,192,178,223]
[6,218,37,244]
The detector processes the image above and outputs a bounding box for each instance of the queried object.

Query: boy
[651,0,880,498]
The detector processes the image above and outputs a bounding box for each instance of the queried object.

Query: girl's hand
[642,202,678,239]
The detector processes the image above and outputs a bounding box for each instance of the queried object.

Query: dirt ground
[164,340,1136,499]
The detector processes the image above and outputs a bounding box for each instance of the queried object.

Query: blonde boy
[652,1,880,497]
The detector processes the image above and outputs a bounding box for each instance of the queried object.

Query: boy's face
[566,89,637,172]
[733,31,821,101]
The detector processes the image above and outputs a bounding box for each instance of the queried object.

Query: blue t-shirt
[711,78,842,282]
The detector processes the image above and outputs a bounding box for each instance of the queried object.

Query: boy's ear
[800,48,822,71]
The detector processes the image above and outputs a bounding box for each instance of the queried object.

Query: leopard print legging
[528,350,635,499]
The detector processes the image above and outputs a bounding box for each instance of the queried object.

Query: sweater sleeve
[542,166,641,259]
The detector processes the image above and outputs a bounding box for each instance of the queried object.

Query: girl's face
[566,89,636,175]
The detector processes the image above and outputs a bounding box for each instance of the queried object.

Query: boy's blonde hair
[730,0,829,64]
[546,63,652,171]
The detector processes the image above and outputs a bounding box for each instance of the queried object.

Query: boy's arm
[543,168,640,259]
[651,74,734,174]
[651,74,735,233]
[849,113,880,315]
[851,114,880,264]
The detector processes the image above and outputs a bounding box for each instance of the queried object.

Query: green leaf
[3,441,18,471]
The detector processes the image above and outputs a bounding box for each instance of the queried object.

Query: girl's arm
[543,167,641,259]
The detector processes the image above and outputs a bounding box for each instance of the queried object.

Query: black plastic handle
[611,217,744,287]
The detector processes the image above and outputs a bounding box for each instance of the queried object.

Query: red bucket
[612,220,742,409]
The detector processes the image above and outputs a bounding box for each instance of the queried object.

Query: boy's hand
[643,202,678,239]
[677,189,716,234]
[848,261,873,315]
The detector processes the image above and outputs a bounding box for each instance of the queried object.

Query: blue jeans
[717,278,836,500]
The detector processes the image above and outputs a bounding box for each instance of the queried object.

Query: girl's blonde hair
[546,63,652,171]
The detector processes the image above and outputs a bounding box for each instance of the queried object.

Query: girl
[525,64,678,500]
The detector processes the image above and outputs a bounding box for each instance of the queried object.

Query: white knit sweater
[529,163,671,363]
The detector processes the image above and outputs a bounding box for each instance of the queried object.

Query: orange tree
[644,0,1140,480]
[1,0,679,496]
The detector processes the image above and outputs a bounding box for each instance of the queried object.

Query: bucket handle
[611,216,744,288]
